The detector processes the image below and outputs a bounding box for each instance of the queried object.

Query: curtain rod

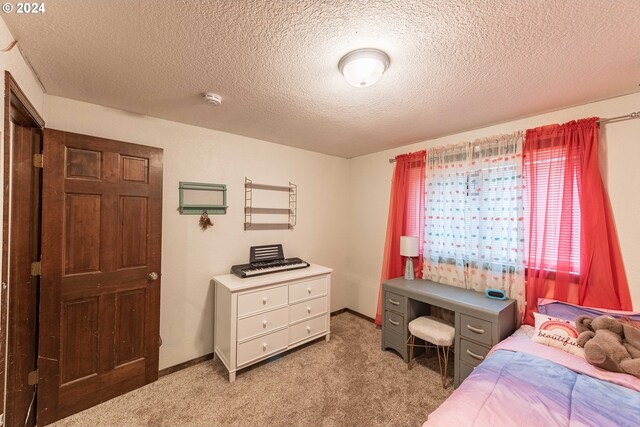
[388,110,640,163]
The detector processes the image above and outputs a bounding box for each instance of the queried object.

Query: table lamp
[400,236,419,280]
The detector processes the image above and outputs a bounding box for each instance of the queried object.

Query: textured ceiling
[4,0,640,158]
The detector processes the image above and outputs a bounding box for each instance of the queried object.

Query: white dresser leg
[325,333,331,342]
[229,371,236,382]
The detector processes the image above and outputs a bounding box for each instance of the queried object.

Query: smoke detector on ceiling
[202,92,222,106]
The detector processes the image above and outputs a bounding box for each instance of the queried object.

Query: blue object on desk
[485,289,507,300]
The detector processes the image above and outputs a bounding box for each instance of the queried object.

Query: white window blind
[523,149,581,274]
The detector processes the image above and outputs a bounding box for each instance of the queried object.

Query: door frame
[1,71,45,425]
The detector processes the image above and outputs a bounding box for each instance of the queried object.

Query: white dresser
[213,264,332,382]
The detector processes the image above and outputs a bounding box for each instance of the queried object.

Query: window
[424,144,523,271]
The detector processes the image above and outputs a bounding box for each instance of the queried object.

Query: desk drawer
[460,314,493,346]
[289,296,327,324]
[237,328,288,367]
[384,330,406,359]
[384,310,404,335]
[237,306,288,342]
[238,285,288,317]
[459,361,476,383]
[460,338,490,367]
[289,276,327,303]
[384,291,405,314]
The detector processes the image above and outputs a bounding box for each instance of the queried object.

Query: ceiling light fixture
[338,48,390,88]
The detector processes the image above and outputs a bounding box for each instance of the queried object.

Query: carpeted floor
[54,312,453,427]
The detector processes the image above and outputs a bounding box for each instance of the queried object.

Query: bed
[425,325,640,427]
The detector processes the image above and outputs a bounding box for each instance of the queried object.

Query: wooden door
[5,124,41,427]
[38,130,163,425]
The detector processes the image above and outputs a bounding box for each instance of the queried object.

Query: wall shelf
[179,182,227,215]
[244,177,297,231]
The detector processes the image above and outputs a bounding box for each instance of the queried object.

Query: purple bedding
[425,334,640,427]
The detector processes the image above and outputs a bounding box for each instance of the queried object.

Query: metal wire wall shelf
[244,177,297,230]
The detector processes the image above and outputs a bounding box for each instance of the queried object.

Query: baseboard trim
[331,308,375,323]
[159,352,215,378]
[160,309,373,378]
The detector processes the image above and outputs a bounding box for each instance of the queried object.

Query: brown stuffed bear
[576,315,640,379]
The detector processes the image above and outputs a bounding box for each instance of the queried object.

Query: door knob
[148,272,159,281]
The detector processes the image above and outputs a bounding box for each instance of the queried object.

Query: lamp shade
[399,236,419,257]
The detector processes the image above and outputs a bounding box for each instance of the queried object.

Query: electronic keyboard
[231,244,310,278]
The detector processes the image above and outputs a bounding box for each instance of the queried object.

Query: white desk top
[213,264,332,292]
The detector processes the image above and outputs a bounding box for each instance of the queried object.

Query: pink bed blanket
[424,332,640,427]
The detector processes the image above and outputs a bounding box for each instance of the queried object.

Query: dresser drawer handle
[307,306,312,313]
[388,318,400,326]
[307,287,312,294]
[262,343,267,351]
[466,349,485,361]
[262,297,268,305]
[307,326,312,333]
[262,320,268,328]
[388,299,400,306]
[466,324,485,334]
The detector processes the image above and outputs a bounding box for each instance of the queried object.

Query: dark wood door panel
[119,196,148,269]
[64,194,102,275]
[65,147,102,180]
[115,289,146,366]
[39,129,162,425]
[60,298,99,384]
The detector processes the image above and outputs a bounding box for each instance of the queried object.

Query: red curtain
[523,117,632,325]
[375,151,426,326]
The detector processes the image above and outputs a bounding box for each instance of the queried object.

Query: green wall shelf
[179,182,227,215]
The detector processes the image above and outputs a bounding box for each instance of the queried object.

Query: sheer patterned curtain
[424,133,525,321]
[423,143,468,286]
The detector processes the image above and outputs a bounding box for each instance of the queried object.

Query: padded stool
[407,316,455,387]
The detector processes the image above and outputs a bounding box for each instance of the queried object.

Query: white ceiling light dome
[338,48,390,88]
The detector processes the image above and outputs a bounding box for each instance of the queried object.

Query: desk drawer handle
[466,324,485,334]
[388,299,400,306]
[388,318,400,326]
[466,349,485,361]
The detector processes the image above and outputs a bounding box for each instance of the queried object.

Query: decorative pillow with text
[532,312,585,358]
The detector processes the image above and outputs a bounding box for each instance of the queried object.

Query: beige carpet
[54,313,453,427]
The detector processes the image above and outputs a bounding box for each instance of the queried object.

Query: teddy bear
[575,315,640,379]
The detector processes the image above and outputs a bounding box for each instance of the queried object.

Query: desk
[381,278,516,388]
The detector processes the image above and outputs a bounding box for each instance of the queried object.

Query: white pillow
[532,312,585,358]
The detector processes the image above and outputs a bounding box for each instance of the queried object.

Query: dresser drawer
[237,285,288,317]
[460,314,493,346]
[237,306,288,342]
[289,296,327,324]
[289,276,327,303]
[460,338,490,367]
[384,310,404,335]
[384,291,405,314]
[289,314,327,345]
[237,328,288,367]
[459,361,476,383]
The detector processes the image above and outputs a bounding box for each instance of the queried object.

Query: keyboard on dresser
[213,264,332,382]
[231,257,310,278]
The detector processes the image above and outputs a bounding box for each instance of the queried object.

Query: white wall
[347,91,640,319]
[44,95,351,369]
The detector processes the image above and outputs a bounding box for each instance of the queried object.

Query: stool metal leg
[407,334,415,370]
[435,345,451,388]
